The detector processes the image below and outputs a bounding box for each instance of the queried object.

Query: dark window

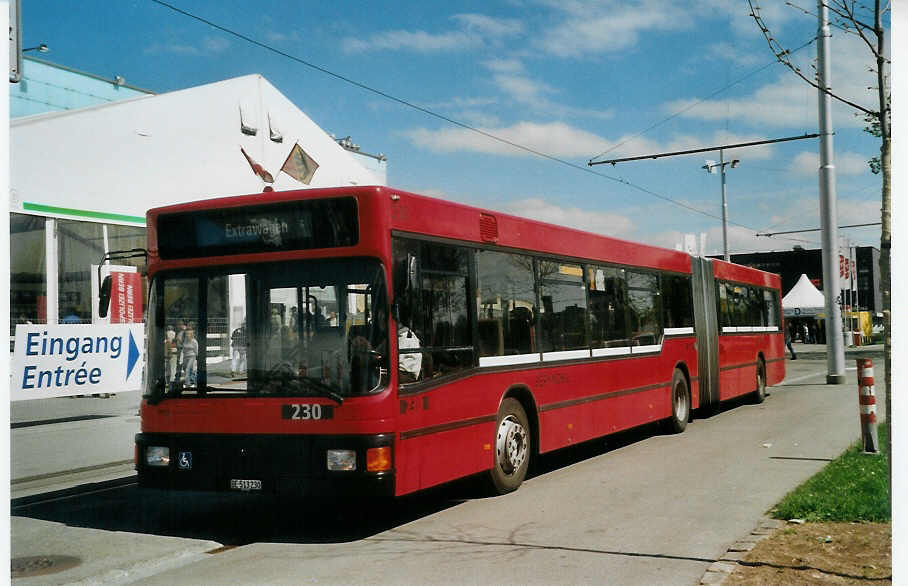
[475,250,536,357]
[626,270,662,345]
[588,265,630,347]
[393,239,473,382]
[763,289,780,327]
[661,274,694,328]
[748,287,764,325]
[716,281,730,328]
[538,261,588,353]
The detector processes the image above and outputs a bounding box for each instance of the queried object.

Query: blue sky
[22,0,889,253]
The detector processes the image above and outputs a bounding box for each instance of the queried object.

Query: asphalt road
[11,358,884,585]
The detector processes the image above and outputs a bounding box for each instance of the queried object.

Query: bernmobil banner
[12,324,144,400]
[109,271,143,324]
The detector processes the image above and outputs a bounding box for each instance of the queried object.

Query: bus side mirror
[98,276,112,318]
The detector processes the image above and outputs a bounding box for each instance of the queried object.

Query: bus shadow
[11,481,474,547]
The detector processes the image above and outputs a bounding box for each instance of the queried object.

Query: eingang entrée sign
[11,324,144,400]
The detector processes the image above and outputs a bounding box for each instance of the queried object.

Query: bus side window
[661,274,694,329]
[626,270,662,346]
[476,250,536,358]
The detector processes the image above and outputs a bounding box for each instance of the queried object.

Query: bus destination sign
[157,197,358,259]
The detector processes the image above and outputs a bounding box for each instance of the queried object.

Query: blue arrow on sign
[127,330,140,380]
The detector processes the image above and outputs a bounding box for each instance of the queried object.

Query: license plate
[229,478,262,491]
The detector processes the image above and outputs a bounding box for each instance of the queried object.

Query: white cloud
[789,150,872,176]
[536,0,695,57]
[406,123,780,163]
[344,13,522,53]
[404,121,610,157]
[144,36,230,56]
[481,59,615,120]
[452,14,524,37]
[343,30,478,53]
[498,197,636,238]
[663,33,883,130]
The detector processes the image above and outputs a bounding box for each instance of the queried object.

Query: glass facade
[9,214,148,334]
[10,213,46,332]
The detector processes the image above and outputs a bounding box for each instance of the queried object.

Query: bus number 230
[281,404,334,420]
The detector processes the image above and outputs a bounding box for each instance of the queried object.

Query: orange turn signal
[366,446,392,472]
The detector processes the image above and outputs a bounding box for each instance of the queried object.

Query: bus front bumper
[135,432,395,497]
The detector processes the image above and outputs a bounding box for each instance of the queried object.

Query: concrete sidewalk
[11,391,142,499]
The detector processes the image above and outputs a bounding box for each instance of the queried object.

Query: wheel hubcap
[496,415,527,475]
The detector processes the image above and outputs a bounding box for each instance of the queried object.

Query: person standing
[231,321,247,375]
[182,328,199,386]
[165,325,178,383]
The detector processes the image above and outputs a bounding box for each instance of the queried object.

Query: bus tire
[488,398,530,494]
[668,369,690,434]
[752,358,767,404]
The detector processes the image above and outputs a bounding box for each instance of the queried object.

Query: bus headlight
[326,449,356,471]
[146,446,170,467]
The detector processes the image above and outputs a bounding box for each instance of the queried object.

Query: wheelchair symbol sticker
[178,451,192,470]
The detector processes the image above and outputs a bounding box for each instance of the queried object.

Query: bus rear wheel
[752,359,767,404]
[488,398,530,494]
[668,369,690,434]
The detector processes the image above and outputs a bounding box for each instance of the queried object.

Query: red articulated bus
[133,185,784,497]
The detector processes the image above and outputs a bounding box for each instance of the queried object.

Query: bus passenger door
[691,257,719,407]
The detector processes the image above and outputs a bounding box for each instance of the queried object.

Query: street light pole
[702,151,738,261]
[719,149,730,262]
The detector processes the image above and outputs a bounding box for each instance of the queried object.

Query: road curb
[699,517,785,585]
[12,466,137,508]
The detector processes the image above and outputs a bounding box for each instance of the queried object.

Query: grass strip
[772,424,890,522]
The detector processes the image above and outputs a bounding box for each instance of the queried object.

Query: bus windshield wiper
[298,377,344,405]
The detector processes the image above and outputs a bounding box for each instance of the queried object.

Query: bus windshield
[145,258,389,402]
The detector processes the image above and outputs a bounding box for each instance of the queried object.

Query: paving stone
[728,540,758,552]
[699,570,728,584]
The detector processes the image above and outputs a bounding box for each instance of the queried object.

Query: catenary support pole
[720,149,729,262]
[817,1,846,383]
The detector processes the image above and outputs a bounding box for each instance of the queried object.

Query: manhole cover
[11,555,81,578]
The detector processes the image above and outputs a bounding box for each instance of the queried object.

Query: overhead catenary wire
[149,0,795,236]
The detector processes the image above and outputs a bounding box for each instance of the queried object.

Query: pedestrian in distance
[785,325,797,360]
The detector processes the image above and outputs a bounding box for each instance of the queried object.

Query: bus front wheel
[488,398,530,494]
[668,369,690,434]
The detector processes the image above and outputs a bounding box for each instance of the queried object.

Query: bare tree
[749,0,891,485]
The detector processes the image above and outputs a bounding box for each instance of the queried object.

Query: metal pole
[817,1,846,383]
[720,149,729,261]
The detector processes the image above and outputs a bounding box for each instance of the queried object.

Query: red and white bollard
[856,358,880,454]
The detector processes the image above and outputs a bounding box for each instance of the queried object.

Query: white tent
[782,273,825,317]
[11,74,383,224]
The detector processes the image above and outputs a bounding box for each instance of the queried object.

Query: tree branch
[830,0,881,55]
[748,0,878,118]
